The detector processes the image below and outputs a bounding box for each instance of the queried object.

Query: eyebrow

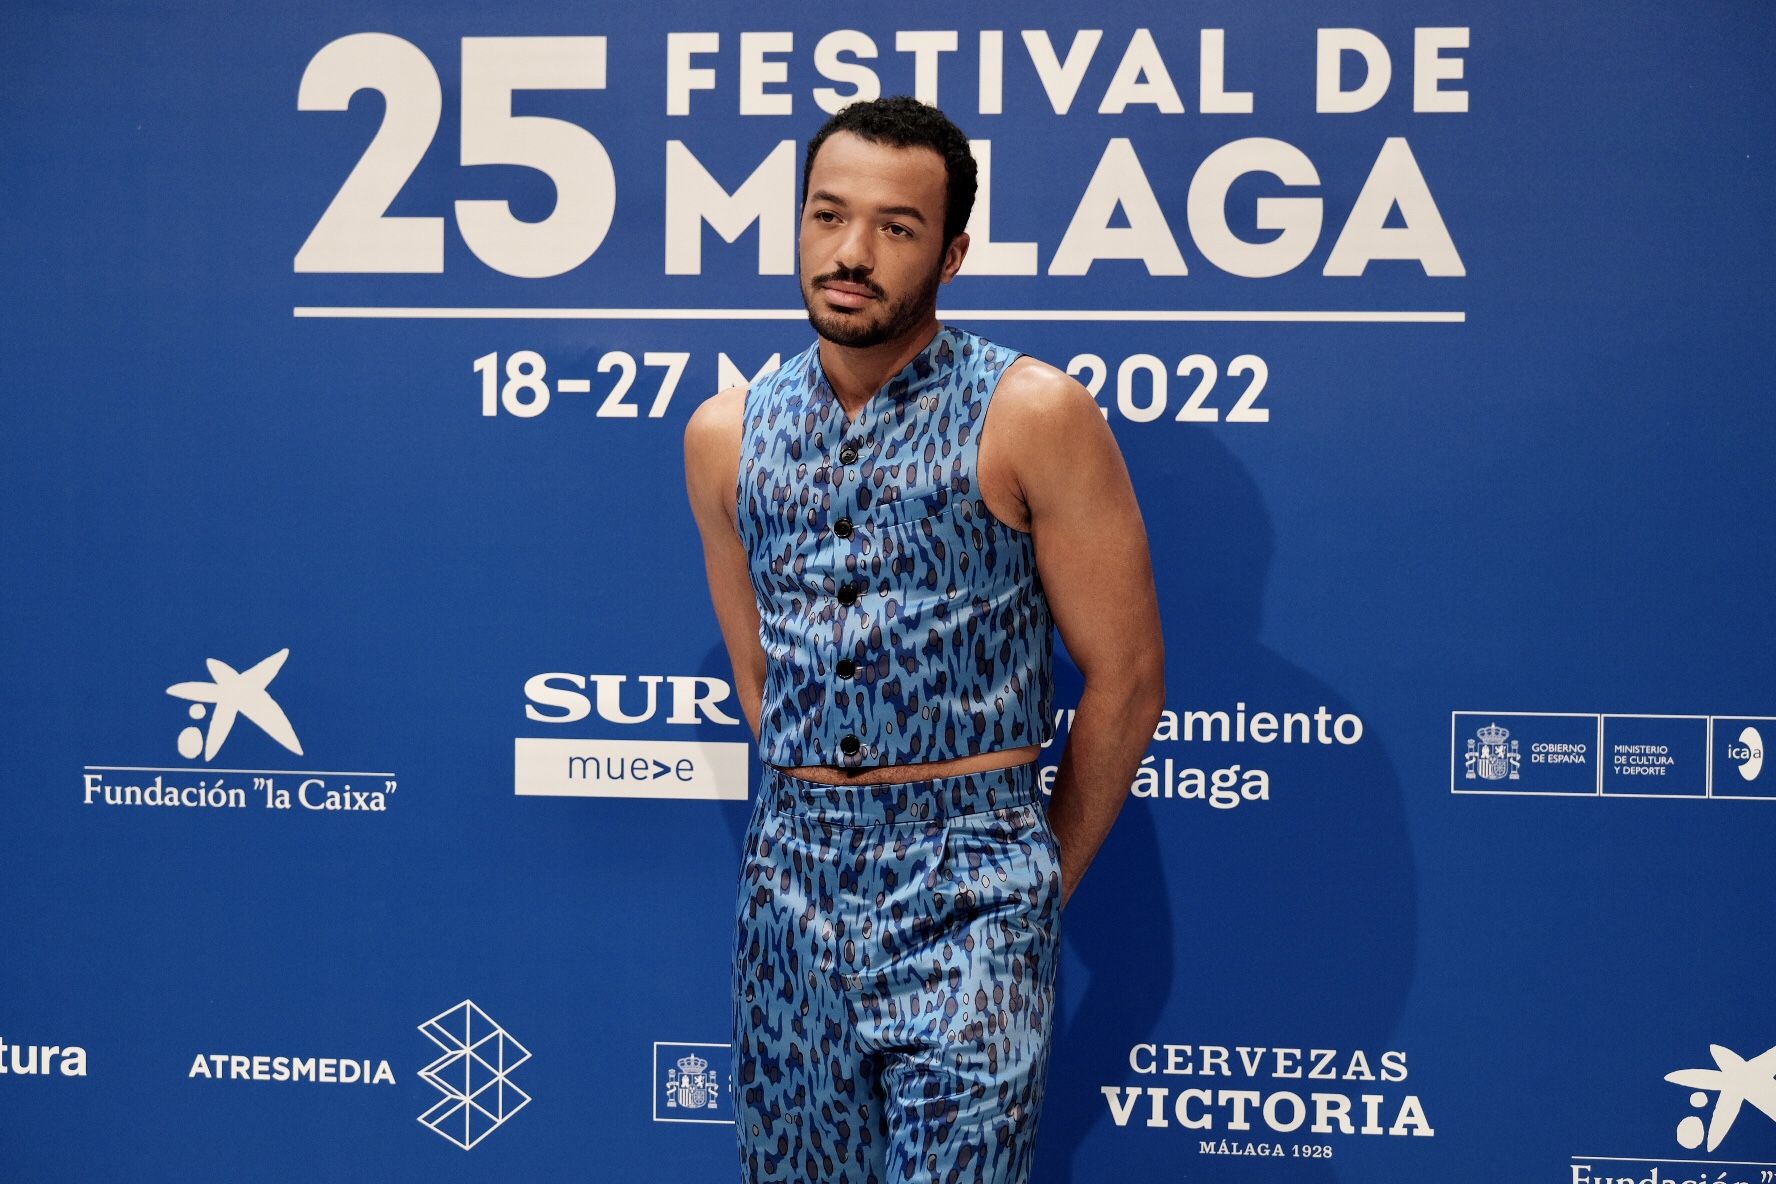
[808,190,928,225]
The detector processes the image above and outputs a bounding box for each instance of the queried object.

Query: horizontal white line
[294,306,1466,324]
[1454,788,1771,800]
[1451,788,1600,797]
[85,765,394,777]
[1456,710,1762,720]
[1603,713,1709,720]
[1597,792,1711,799]
[1451,710,1599,718]
[1572,1156,1776,1168]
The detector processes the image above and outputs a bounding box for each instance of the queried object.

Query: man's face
[798,130,967,349]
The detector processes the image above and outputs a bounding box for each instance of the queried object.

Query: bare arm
[1006,360,1167,908]
[683,385,769,742]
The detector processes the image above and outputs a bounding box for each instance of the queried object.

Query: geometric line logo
[417,1000,531,1150]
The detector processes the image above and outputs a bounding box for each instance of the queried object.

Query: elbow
[1131,635,1166,710]
[1085,654,1167,721]
[1132,647,1168,727]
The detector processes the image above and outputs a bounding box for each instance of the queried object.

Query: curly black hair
[801,96,977,246]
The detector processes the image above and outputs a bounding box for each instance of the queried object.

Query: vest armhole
[974,349,1031,535]
[733,381,752,536]
[975,349,1026,452]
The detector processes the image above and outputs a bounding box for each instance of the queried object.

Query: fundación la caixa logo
[515,672,748,802]
[165,648,305,762]
[82,647,399,814]
[1572,1038,1776,1179]
[1665,1040,1776,1153]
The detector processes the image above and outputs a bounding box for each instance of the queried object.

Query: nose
[832,219,875,275]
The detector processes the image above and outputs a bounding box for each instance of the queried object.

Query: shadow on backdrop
[1040,427,1419,1183]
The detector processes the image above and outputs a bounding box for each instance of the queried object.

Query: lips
[820,281,877,309]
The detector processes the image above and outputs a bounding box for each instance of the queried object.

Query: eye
[886,224,911,237]
[813,210,839,223]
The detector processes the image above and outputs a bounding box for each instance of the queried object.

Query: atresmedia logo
[417,1001,531,1150]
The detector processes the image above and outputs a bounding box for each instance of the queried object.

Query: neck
[818,315,942,413]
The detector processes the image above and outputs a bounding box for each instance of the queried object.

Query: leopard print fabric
[735,324,1057,769]
[732,761,1062,1183]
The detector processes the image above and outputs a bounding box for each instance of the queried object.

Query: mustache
[814,271,883,296]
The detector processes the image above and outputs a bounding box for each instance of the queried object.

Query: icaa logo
[1727,726,1764,782]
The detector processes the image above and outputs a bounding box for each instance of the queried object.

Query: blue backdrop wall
[4,2,1774,1180]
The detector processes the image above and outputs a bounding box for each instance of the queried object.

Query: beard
[800,258,943,349]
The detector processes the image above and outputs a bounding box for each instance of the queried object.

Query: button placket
[833,434,867,760]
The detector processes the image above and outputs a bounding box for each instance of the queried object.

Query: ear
[940,231,970,283]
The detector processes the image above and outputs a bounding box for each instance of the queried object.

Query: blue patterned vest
[736,323,1056,768]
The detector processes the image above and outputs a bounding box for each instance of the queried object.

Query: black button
[839,734,860,755]
[833,516,853,538]
[836,658,856,678]
[836,582,857,605]
[839,445,858,465]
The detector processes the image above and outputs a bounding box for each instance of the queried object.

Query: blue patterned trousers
[731,760,1063,1183]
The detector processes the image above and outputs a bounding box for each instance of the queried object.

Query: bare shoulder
[997,354,1094,415]
[988,354,1130,520]
[683,383,749,531]
[684,383,749,457]
[991,355,1116,464]
[975,355,1112,529]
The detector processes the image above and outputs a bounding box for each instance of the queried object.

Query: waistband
[762,760,1041,823]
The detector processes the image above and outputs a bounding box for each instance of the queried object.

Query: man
[683,96,1164,1183]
